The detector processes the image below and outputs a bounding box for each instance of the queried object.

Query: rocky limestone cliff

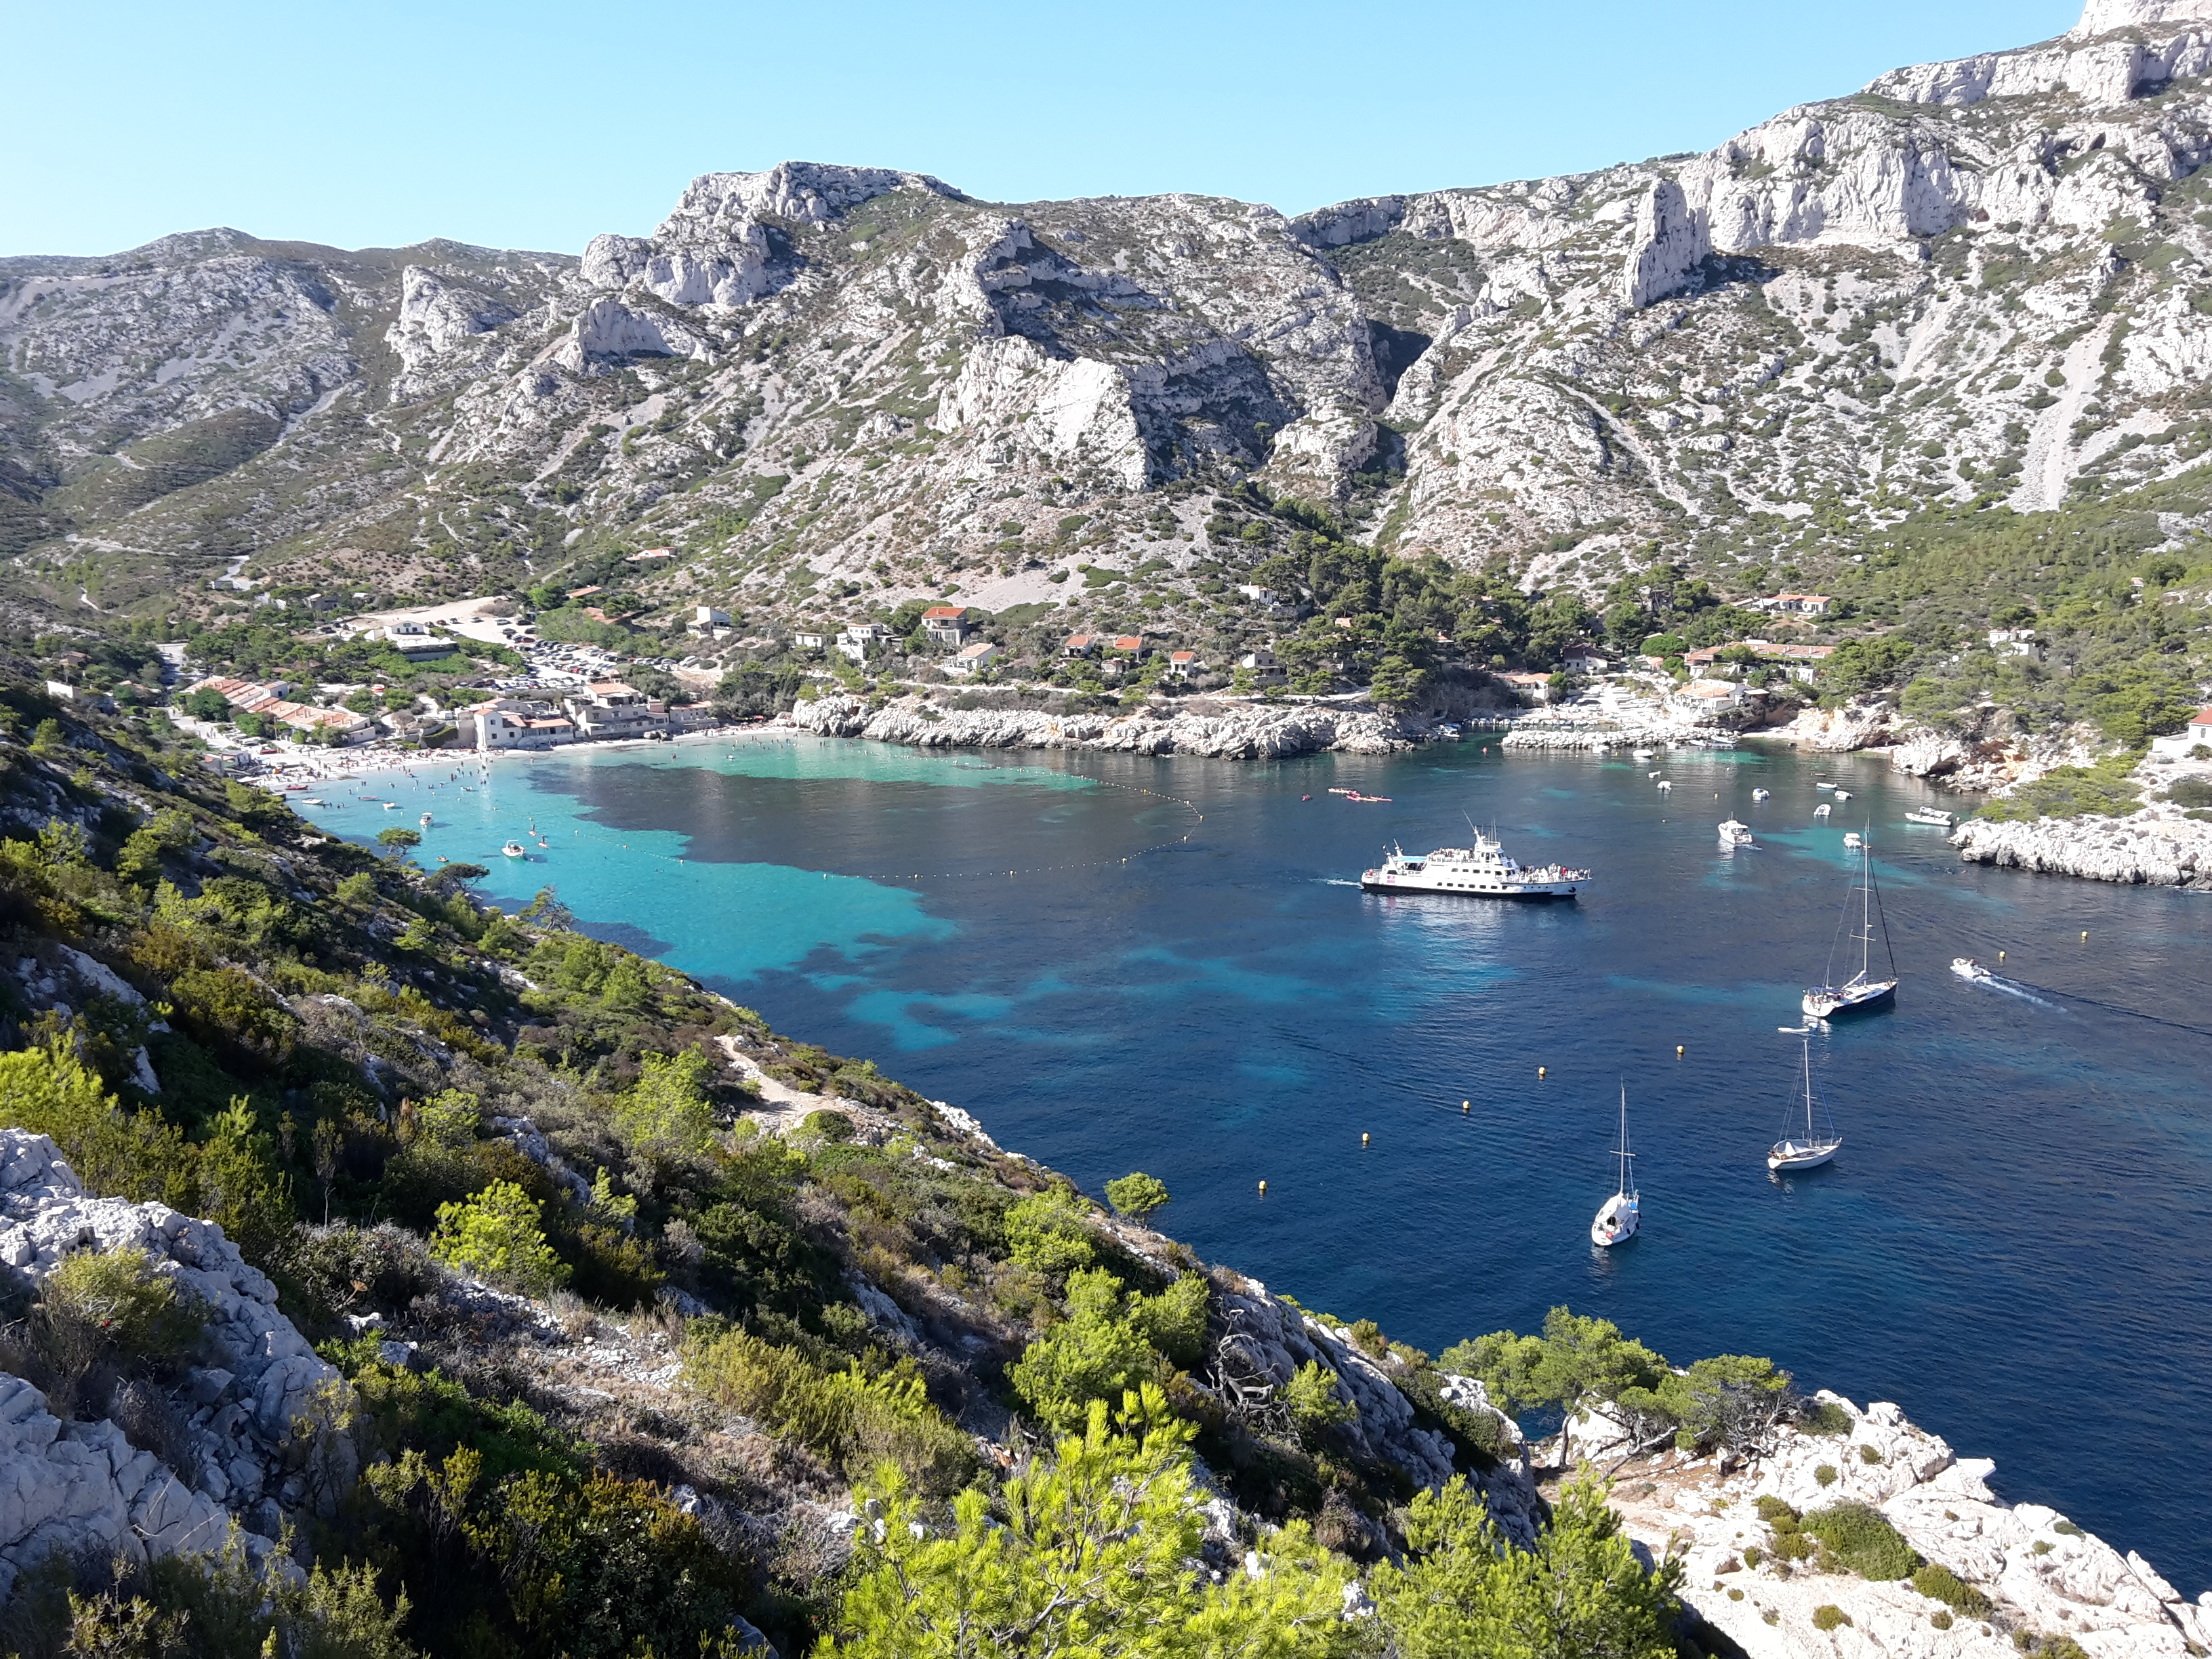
[0,1130,359,1599]
[14,0,2212,640]
[783,691,1423,756]
[1567,1390,2212,1658]
[1950,806,2212,883]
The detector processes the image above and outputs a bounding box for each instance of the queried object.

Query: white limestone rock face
[0,1130,358,1599]
[1950,811,2212,884]
[1623,181,1707,308]
[385,266,517,379]
[785,693,1425,758]
[1640,1393,2210,1659]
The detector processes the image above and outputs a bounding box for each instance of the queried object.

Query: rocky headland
[783,691,1431,757]
[1949,808,2212,886]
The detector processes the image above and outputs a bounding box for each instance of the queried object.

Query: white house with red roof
[2151,707,2212,761]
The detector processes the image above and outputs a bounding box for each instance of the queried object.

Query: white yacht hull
[1802,979,1896,1019]
[1363,869,1580,899]
[1769,1139,1841,1172]
[1591,1192,1639,1246]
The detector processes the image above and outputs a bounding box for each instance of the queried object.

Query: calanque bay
[306,731,2212,1593]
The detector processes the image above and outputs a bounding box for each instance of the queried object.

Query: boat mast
[1858,834,1874,983]
[1802,1038,1816,1140]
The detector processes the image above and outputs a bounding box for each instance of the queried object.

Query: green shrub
[1815,1462,1839,1486]
[613,1049,716,1162]
[800,1107,854,1143]
[2053,1519,2083,1537]
[30,1246,205,1417]
[1757,1495,1800,1527]
[1742,1545,1764,1568]
[1812,1605,1852,1631]
[429,1180,570,1295]
[1005,1185,1097,1275]
[1801,1501,1919,1580]
[1801,1398,1852,1435]
[1859,1442,1883,1465]
[682,1324,973,1493]
[1912,1563,1992,1617]
[1104,1171,1170,1218]
[1283,1360,1354,1444]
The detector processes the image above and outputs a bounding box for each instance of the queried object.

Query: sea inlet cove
[12,0,2212,1651]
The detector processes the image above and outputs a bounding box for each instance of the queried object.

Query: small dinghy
[501,841,528,859]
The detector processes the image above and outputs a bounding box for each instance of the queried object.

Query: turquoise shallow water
[304,735,2212,1591]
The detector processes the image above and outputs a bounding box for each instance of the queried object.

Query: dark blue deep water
[305,737,2212,1591]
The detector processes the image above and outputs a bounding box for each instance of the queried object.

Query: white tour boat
[1591,1086,1640,1247]
[1906,808,1956,827]
[1719,819,1755,846]
[1802,832,1898,1019]
[1769,1031,1843,1173]
[1361,833,1590,900]
[501,841,528,859]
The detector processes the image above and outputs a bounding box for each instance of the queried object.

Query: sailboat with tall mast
[1590,1086,1640,1246]
[1802,828,1898,1019]
[1769,1031,1843,1172]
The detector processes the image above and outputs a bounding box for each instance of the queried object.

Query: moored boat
[1769,1032,1843,1173]
[1801,832,1898,1019]
[1906,808,1955,827]
[1591,1086,1640,1247]
[1719,819,1755,846]
[1361,833,1589,899]
[501,841,528,859]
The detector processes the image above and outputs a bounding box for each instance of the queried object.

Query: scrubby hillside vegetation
[0,672,1851,1656]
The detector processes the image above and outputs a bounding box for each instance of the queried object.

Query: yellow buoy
[1257,1179,1267,1195]
[1537,1066,1547,1079]
[1361,1132,1370,1147]
[1676,1044,1685,1057]
[1462,1100,1470,1113]
[1999,949,2005,961]
[2081,930,2089,941]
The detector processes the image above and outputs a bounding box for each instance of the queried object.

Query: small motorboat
[1816,779,1836,792]
[1951,956,1994,983]
[1835,790,1853,801]
[1814,804,1832,819]
[1632,750,1655,761]
[501,841,528,859]
[1656,780,1673,792]
[1647,771,1662,779]
[1843,831,1863,848]
[419,812,433,826]
[1906,808,1955,827]
[1752,787,1770,802]
[302,798,323,806]
[383,802,399,811]
[1719,819,1755,846]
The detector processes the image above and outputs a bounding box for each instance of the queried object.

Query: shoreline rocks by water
[1950,810,2212,888]
[1570,1392,2212,1658]
[783,691,1429,757]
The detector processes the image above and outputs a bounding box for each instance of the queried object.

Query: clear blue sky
[7,0,2077,258]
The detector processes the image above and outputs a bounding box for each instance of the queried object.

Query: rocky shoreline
[783,691,1432,757]
[1949,810,2212,888]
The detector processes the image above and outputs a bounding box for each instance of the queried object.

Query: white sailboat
[1769,1033,1843,1172]
[1802,830,1898,1019]
[1591,1085,1640,1246]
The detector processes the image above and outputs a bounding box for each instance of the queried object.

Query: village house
[1062,634,1100,658]
[790,630,828,651]
[1761,592,1831,615]
[694,605,731,629]
[2150,708,2212,762]
[473,702,577,751]
[1497,670,1553,704]
[1562,644,1610,674]
[922,605,975,647]
[944,641,1002,677]
[1988,628,2042,659]
[1167,650,1200,680]
[562,681,658,741]
[1111,635,1146,658]
[836,622,895,662]
[1671,679,1747,720]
